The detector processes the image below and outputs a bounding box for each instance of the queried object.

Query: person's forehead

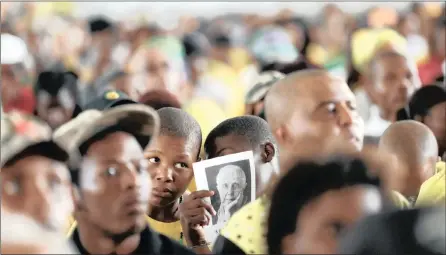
[148,135,195,156]
[1,156,69,178]
[214,134,251,149]
[376,54,411,71]
[295,76,355,106]
[86,132,143,161]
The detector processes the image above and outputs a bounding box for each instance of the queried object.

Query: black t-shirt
[71,227,196,255]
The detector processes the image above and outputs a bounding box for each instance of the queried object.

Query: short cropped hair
[157,107,202,158]
[267,157,384,255]
[204,115,277,156]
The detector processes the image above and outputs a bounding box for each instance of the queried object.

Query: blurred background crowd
[1,2,444,140]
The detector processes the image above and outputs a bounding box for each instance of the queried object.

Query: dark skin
[206,134,276,196]
[144,135,214,251]
[366,54,420,122]
[74,132,151,255]
[416,102,446,159]
[1,155,73,232]
[35,88,76,130]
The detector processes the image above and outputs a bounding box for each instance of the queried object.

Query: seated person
[267,157,391,254]
[144,107,213,253]
[397,85,446,160]
[204,116,280,254]
[66,104,194,255]
[379,120,439,204]
[1,111,74,234]
[339,206,445,255]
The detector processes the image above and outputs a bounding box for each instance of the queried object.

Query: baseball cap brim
[72,104,159,159]
[2,141,69,168]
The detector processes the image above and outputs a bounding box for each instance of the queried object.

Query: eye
[148,157,160,164]
[174,162,189,169]
[325,103,337,114]
[105,167,118,176]
[4,178,21,195]
[48,176,62,190]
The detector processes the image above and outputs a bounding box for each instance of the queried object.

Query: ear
[260,142,276,163]
[274,126,287,146]
[424,156,438,177]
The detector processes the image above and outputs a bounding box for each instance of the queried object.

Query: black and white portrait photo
[193,151,256,243]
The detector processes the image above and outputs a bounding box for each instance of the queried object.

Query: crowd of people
[1,2,445,254]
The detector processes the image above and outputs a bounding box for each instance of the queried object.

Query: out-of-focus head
[379,120,439,197]
[1,33,34,90]
[1,111,72,233]
[245,71,285,116]
[83,89,136,111]
[434,16,446,58]
[265,69,364,170]
[34,70,80,129]
[365,51,420,121]
[204,115,279,194]
[139,89,181,110]
[397,85,446,156]
[1,211,78,254]
[69,104,159,236]
[267,157,386,255]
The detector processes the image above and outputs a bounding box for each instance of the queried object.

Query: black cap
[338,207,445,255]
[83,90,137,111]
[88,16,112,33]
[35,71,78,96]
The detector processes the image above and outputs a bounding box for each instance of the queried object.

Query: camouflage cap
[245,71,285,104]
[68,104,160,167]
[1,111,68,167]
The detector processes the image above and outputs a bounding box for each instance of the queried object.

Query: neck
[148,199,180,223]
[379,108,396,122]
[76,217,141,255]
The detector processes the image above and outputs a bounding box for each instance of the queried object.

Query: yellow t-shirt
[415,161,446,207]
[220,197,269,254]
[391,190,411,209]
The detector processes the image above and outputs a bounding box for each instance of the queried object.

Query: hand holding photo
[192,151,256,243]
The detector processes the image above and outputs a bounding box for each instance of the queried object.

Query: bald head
[265,69,338,129]
[217,165,246,184]
[380,120,438,164]
[264,69,363,169]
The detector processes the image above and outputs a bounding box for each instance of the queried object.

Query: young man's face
[284,76,364,156]
[78,132,150,235]
[281,186,383,254]
[1,156,73,232]
[144,135,196,208]
[371,56,420,116]
[35,88,76,129]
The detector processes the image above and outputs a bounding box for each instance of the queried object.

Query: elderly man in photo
[214,165,248,226]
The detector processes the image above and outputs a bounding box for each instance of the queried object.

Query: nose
[337,103,354,128]
[25,186,51,226]
[153,165,174,183]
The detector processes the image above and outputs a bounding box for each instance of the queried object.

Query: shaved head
[264,69,364,171]
[379,120,438,197]
[380,120,438,165]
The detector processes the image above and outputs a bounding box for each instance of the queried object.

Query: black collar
[72,226,161,255]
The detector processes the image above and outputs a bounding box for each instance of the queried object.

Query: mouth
[151,188,173,198]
